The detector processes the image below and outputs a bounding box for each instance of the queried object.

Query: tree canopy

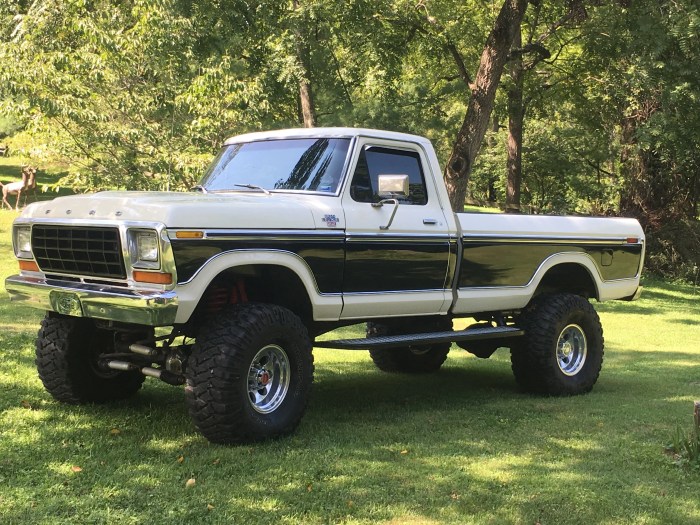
[1,0,698,277]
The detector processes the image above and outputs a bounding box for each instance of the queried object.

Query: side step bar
[315,325,524,350]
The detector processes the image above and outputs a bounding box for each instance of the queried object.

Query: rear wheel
[367,317,452,373]
[185,303,314,444]
[511,293,604,395]
[36,313,147,403]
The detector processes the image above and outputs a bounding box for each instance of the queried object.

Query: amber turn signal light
[133,271,173,285]
[18,260,39,272]
[175,231,204,239]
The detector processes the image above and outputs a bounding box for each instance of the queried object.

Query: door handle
[423,218,438,225]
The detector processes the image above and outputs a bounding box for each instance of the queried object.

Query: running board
[315,326,524,350]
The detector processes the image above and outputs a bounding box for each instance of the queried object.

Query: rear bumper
[5,274,178,326]
[622,285,643,301]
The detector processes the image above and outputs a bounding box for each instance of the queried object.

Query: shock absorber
[204,279,248,315]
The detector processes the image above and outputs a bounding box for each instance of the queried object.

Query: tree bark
[506,24,524,213]
[487,115,499,203]
[293,0,316,128]
[444,0,528,212]
[298,79,316,128]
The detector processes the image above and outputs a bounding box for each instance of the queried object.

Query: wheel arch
[173,250,343,325]
[452,252,605,315]
[532,259,600,300]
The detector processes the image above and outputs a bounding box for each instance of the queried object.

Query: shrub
[667,407,700,471]
[645,219,700,283]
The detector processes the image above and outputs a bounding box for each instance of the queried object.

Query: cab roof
[223,127,432,148]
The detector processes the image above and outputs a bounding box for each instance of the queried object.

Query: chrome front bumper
[5,274,178,326]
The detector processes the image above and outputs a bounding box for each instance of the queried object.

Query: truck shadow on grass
[313,360,518,412]
[1,345,699,524]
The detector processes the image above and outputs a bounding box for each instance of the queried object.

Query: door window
[350,146,428,205]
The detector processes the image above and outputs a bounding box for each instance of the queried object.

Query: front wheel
[36,313,147,403]
[510,294,604,396]
[185,304,314,444]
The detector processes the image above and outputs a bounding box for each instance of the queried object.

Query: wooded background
[0,0,698,279]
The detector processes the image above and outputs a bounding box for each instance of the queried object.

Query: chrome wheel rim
[556,324,587,376]
[247,344,290,414]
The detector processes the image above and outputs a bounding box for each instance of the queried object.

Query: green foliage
[0,0,698,277]
[576,0,700,224]
[0,113,22,139]
[0,0,498,191]
[0,0,300,191]
[645,219,700,282]
[668,424,700,471]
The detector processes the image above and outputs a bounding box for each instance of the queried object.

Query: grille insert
[32,225,126,279]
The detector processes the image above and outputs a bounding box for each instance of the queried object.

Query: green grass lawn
[0,206,699,524]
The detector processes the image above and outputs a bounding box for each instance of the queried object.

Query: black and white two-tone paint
[8,127,644,328]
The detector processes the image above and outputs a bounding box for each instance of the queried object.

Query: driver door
[340,139,452,319]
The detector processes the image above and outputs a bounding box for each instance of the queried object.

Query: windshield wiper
[234,184,271,195]
[191,185,208,193]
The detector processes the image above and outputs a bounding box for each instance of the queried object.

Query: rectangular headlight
[129,229,160,269]
[13,226,32,259]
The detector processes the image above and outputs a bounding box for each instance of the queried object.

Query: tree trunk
[298,79,316,128]
[487,115,499,203]
[293,0,316,128]
[444,0,528,212]
[506,24,524,214]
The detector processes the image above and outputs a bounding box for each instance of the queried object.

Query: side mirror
[377,174,409,198]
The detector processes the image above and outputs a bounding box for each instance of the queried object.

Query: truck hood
[20,191,322,229]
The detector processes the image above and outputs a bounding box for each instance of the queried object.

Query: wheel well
[534,263,598,300]
[189,265,313,330]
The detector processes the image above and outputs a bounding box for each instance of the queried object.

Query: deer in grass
[1,165,36,210]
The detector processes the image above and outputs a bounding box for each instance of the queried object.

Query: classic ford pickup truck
[6,128,644,444]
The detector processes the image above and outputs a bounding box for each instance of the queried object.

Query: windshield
[199,138,351,194]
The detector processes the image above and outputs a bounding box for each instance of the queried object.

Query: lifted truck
[6,128,644,444]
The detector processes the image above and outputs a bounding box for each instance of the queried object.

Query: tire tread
[511,293,604,396]
[185,304,314,444]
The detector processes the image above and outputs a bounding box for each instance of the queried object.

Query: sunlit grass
[0,204,699,523]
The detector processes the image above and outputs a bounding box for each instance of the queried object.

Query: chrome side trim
[168,229,346,241]
[458,276,640,292]
[342,288,449,296]
[167,229,454,243]
[450,219,465,306]
[346,234,451,243]
[462,234,643,245]
[5,274,178,326]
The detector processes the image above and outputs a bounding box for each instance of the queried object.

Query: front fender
[173,250,343,324]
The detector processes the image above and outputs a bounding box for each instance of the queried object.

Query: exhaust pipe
[104,360,184,386]
[105,360,139,372]
[129,344,159,357]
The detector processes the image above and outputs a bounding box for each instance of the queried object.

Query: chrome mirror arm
[371,198,399,230]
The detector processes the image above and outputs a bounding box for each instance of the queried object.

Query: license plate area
[50,291,84,317]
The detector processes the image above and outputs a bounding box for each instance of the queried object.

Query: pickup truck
[6,127,645,444]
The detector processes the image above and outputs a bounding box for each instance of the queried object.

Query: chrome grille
[32,225,126,279]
